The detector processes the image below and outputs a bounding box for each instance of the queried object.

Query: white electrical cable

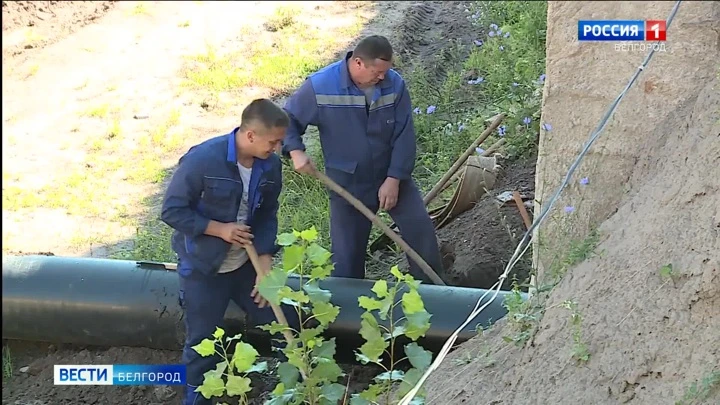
[397,2,683,403]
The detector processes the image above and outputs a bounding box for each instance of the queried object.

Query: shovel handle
[310,168,446,285]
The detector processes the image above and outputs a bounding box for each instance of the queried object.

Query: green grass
[183,16,338,98]
[2,345,12,381]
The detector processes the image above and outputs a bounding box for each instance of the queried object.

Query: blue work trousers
[329,179,444,283]
[179,261,298,405]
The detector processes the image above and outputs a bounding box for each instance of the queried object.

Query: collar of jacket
[224,128,273,211]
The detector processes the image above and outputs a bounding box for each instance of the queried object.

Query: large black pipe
[2,255,522,361]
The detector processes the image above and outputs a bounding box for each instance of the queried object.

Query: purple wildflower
[504,31,510,38]
[474,39,484,46]
[490,23,498,30]
[497,125,506,137]
[488,31,495,37]
[512,82,519,87]
[579,177,589,185]
[468,77,484,85]
[475,147,485,155]
[564,206,575,213]
[426,105,436,114]
[523,117,531,125]
[542,123,552,131]
[538,73,546,83]
[499,45,505,51]
[413,107,421,115]
[458,123,466,132]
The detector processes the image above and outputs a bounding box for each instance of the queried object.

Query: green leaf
[404,310,432,341]
[258,321,291,335]
[277,232,297,246]
[282,244,305,272]
[246,361,268,374]
[312,301,340,326]
[227,333,243,342]
[659,263,673,279]
[390,265,404,280]
[298,325,323,342]
[277,362,300,388]
[231,341,259,373]
[313,337,336,360]
[404,342,432,371]
[306,242,332,267]
[350,395,372,405]
[225,375,252,397]
[311,264,334,279]
[310,359,343,381]
[358,312,388,362]
[257,267,289,306]
[279,286,310,304]
[358,383,384,401]
[401,289,424,315]
[286,347,306,372]
[321,383,347,402]
[371,280,389,298]
[386,324,406,339]
[375,370,405,381]
[212,327,225,340]
[303,281,332,303]
[358,296,384,311]
[398,368,423,397]
[192,338,217,357]
[197,370,225,399]
[299,226,319,242]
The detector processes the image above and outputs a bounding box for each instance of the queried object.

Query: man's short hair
[351,35,393,63]
[239,98,289,131]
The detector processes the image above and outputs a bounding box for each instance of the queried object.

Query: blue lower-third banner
[54,364,187,385]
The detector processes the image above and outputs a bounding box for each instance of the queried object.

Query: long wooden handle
[244,245,303,358]
[422,114,505,206]
[311,168,446,286]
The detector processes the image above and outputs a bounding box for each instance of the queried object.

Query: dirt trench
[1,2,539,404]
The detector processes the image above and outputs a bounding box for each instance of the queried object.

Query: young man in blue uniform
[161,98,297,405]
[281,35,444,283]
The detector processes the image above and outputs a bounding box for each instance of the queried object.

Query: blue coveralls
[282,52,444,283]
[161,130,298,405]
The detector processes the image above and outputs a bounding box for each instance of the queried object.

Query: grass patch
[2,345,12,380]
[676,370,720,405]
[263,5,298,32]
[182,11,351,99]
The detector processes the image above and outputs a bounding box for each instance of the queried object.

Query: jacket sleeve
[387,78,417,180]
[281,78,319,156]
[160,149,211,237]
[250,160,282,256]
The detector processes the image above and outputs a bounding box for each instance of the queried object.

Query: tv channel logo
[578,20,667,42]
[54,364,186,386]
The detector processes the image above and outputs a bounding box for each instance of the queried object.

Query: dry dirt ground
[2,1,539,404]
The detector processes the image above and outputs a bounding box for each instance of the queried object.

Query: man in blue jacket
[161,99,297,405]
[282,35,444,283]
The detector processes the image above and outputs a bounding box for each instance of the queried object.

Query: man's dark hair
[351,35,393,63]
[239,98,289,131]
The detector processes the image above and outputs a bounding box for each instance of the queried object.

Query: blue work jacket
[282,51,417,198]
[160,129,282,277]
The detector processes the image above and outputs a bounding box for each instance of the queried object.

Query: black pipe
[2,255,523,361]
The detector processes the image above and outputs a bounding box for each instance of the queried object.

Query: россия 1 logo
[577,20,667,53]
[577,20,667,42]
